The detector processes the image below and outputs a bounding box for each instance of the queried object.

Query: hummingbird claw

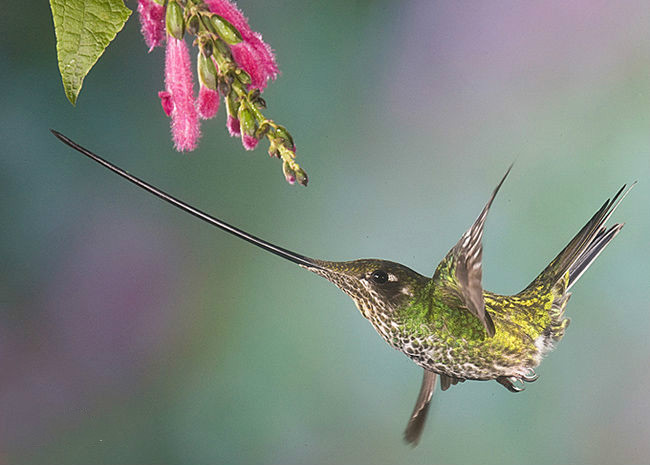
[521,369,538,383]
[497,376,525,392]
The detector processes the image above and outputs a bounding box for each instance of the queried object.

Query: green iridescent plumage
[52,131,633,447]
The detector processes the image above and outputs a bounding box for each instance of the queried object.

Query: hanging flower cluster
[137,0,307,185]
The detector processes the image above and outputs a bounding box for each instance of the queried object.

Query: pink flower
[158,91,173,116]
[145,1,286,157]
[231,42,278,90]
[137,0,166,52]
[226,115,240,137]
[242,134,259,150]
[197,86,220,120]
[204,0,279,89]
[164,37,200,151]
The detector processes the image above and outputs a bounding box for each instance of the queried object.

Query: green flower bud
[203,13,217,34]
[166,1,185,40]
[198,35,213,57]
[236,69,251,85]
[210,15,243,45]
[255,123,270,139]
[253,96,266,110]
[212,38,233,61]
[197,53,218,90]
[268,140,280,158]
[282,161,297,185]
[187,15,200,35]
[275,126,294,149]
[295,167,308,186]
[218,79,231,96]
[225,92,239,117]
[238,104,257,137]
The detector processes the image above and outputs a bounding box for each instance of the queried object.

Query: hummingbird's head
[303,259,428,321]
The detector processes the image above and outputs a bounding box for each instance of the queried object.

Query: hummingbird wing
[438,166,512,338]
[404,370,437,445]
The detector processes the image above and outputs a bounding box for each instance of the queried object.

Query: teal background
[2,1,649,464]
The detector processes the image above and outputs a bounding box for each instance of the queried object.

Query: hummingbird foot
[496,370,538,392]
[496,376,525,392]
[521,368,538,383]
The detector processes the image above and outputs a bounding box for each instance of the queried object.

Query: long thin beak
[51,130,323,271]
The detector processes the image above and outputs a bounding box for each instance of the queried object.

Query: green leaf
[50,0,132,105]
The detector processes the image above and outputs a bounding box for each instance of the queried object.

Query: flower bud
[218,79,231,96]
[295,167,308,186]
[255,123,270,139]
[198,35,213,57]
[226,115,240,137]
[210,15,243,45]
[282,161,296,184]
[253,96,266,109]
[187,15,200,35]
[165,1,185,40]
[212,37,233,60]
[268,140,280,158]
[158,91,174,116]
[203,13,216,34]
[197,52,218,90]
[242,134,259,150]
[274,126,294,149]
[197,86,219,120]
[235,69,251,85]
[225,91,239,118]
[237,104,257,137]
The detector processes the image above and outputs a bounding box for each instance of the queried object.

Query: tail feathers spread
[567,222,624,290]
[526,183,634,294]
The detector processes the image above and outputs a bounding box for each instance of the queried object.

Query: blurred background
[2,1,649,464]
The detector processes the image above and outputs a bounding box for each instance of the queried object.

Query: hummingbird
[52,130,633,445]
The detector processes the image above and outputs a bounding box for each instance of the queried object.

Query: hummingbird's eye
[371,270,389,284]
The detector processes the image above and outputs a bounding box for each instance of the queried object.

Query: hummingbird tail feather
[566,222,624,290]
[525,183,633,294]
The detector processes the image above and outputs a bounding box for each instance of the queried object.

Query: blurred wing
[436,166,512,337]
[404,370,437,445]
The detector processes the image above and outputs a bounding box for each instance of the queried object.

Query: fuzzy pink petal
[204,0,278,89]
[226,115,241,137]
[231,41,277,90]
[165,37,200,151]
[242,31,279,84]
[204,0,254,40]
[158,91,174,116]
[242,134,259,150]
[197,86,220,120]
[137,0,166,52]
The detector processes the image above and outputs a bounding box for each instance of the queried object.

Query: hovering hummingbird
[52,130,633,445]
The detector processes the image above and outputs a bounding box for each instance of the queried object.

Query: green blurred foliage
[1,1,649,464]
